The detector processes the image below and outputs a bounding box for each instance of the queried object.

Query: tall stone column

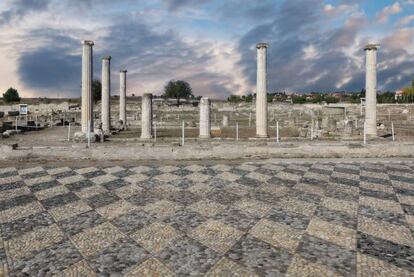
[222,115,229,127]
[199,97,211,138]
[119,70,127,128]
[364,44,378,136]
[81,40,94,133]
[141,93,153,140]
[256,42,269,138]
[101,56,111,134]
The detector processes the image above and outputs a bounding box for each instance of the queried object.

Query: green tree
[227,95,242,102]
[292,96,306,104]
[92,80,102,102]
[377,91,395,104]
[311,94,324,103]
[403,87,414,97]
[3,87,20,103]
[325,96,339,104]
[162,80,193,105]
[245,94,253,102]
[267,94,274,103]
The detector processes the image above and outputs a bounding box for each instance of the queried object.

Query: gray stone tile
[0,194,37,211]
[29,180,60,193]
[82,170,106,179]
[265,207,310,230]
[1,211,55,240]
[330,176,359,187]
[157,236,220,276]
[58,210,105,236]
[85,192,120,209]
[213,208,259,232]
[297,234,356,276]
[64,179,94,192]
[10,240,82,277]
[163,208,206,232]
[0,180,25,192]
[315,206,357,229]
[125,190,162,206]
[111,210,155,234]
[360,175,391,185]
[401,204,414,216]
[206,189,241,205]
[165,190,200,206]
[88,238,148,276]
[360,187,398,201]
[227,234,293,276]
[357,231,414,273]
[40,192,79,209]
[359,205,407,226]
[101,178,129,191]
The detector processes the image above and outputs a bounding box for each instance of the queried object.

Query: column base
[199,135,211,139]
[255,134,269,139]
[140,136,153,141]
[73,131,97,142]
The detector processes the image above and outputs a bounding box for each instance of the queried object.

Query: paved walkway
[0,160,413,276]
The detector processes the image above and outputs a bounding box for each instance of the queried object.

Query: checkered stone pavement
[0,161,414,276]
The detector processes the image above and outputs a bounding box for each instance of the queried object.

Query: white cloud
[398,14,414,25]
[377,2,403,24]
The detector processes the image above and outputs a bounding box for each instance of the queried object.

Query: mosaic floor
[0,161,413,276]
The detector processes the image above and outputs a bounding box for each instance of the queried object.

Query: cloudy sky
[0,0,413,99]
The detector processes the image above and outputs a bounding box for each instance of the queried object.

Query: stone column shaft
[256,43,268,138]
[365,44,378,136]
[101,56,111,133]
[81,40,94,133]
[119,70,127,127]
[141,93,153,139]
[222,115,229,127]
[199,97,211,138]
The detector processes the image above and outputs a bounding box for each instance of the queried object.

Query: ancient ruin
[256,43,269,138]
[365,44,379,136]
[101,56,111,134]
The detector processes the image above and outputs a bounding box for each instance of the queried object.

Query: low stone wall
[1,141,413,162]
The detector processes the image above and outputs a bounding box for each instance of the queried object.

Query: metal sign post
[363,122,366,145]
[276,121,280,143]
[391,122,395,142]
[181,121,185,146]
[154,122,157,142]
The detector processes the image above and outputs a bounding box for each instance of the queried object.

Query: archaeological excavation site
[0,43,413,162]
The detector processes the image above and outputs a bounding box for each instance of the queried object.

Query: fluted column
[199,97,211,138]
[119,70,127,128]
[141,93,153,140]
[81,40,94,133]
[101,56,111,133]
[365,44,378,136]
[256,42,268,138]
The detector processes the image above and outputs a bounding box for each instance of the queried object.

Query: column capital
[82,40,94,46]
[102,56,112,60]
[364,44,379,51]
[256,42,269,49]
[120,69,127,73]
[200,97,210,104]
